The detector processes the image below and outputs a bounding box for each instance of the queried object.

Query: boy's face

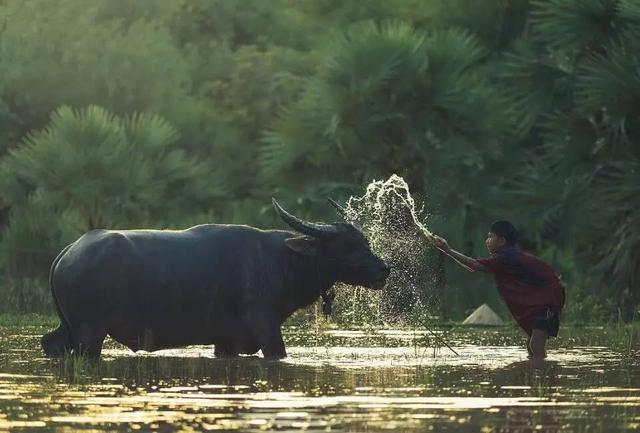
[485,231,506,254]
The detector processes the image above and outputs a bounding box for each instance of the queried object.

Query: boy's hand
[431,235,450,252]
[426,234,483,273]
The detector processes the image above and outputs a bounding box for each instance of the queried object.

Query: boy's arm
[427,235,487,272]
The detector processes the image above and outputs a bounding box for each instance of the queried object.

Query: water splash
[345,174,433,240]
[333,174,438,323]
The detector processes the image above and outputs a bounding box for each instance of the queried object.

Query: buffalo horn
[272,198,339,238]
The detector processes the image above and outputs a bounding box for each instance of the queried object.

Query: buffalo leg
[75,340,105,359]
[260,326,286,359]
[41,324,73,358]
[244,311,286,359]
[72,322,107,359]
[214,343,239,358]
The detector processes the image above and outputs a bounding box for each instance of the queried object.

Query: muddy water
[0,325,638,432]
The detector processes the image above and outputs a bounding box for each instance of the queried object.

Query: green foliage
[0,0,637,321]
[94,0,182,25]
[0,278,52,314]
[194,45,311,200]
[170,0,305,50]
[498,41,573,135]
[0,312,58,326]
[530,0,635,51]
[0,0,193,143]
[575,42,640,145]
[419,0,530,52]
[0,106,224,276]
[262,22,511,197]
[585,162,640,314]
[294,0,423,34]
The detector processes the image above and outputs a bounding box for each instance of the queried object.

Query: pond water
[0,324,638,432]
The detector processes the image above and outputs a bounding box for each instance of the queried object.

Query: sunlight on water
[0,325,638,432]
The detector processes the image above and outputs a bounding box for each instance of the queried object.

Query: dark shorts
[530,308,560,337]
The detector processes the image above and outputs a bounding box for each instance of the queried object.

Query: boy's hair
[490,220,517,246]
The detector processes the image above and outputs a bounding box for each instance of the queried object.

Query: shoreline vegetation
[0,275,626,326]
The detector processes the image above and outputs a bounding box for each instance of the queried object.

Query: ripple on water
[0,326,637,432]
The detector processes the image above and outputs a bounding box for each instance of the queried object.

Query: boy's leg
[529,329,548,359]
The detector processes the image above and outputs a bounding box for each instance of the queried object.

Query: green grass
[0,278,55,314]
[558,323,639,355]
[0,313,58,327]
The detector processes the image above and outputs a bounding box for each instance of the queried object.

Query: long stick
[392,195,458,355]
[423,324,460,356]
[382,187,460,356]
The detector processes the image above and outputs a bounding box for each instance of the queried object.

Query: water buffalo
[41,198,390,359]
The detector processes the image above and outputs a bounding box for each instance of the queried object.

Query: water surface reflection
[0,325,637,432]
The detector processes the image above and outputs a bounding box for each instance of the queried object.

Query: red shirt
[476,247,565,335]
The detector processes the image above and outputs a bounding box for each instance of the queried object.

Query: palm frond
[530,0,630,51]
[574,39,640,153]
[498,41,572,135]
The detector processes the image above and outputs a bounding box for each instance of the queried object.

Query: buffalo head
[272,198,390,289]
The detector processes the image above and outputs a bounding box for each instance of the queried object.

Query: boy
[429,221,565,359]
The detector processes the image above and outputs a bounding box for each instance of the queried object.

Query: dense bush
[0,0,637,322]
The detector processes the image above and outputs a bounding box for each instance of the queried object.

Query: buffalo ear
[285,236,318,256]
